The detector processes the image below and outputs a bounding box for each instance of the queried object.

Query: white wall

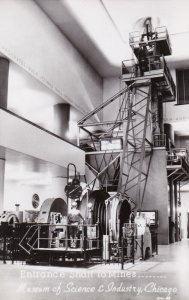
[180,191,189,239]
[8,62,62,132]
[4,178,67,212]
[0,109,85,174]
[7,62,84,144]
[164,69,189,124]
[103,77,121,121]
[4,181,51,211]
[3,166,99,213]
[0,0,102,117]
[0,160,5,213]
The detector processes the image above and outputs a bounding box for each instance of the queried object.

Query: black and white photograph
[0,0,189,299]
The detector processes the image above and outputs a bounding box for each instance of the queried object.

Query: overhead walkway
[0,107,85,174]
[167,148,189,183]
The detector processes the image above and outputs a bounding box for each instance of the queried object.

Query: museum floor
[0,239,189,300]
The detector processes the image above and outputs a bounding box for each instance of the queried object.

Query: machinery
[0,211,19,224]
[0,204,22,224]
[77,21,175,262]
[0,193,149,265]
[0,22,175,266]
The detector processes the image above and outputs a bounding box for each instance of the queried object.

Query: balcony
[129,26,172,56]
[167,148,189,182]
[0,107,85,173]
[121,56,176,102]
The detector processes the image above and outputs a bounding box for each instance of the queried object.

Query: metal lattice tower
[78,24,175,212]
[117,80,153,211]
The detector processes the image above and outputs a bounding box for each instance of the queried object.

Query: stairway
[19,225,38,255]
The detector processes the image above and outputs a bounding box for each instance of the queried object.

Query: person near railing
[68,201,84,248]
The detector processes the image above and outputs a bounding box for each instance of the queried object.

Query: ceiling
[35,0,189,77]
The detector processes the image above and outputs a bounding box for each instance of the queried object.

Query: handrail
[27,227,39,249]
[129,26,171,48]
[168,148,189,165]
[19,224,100,252]
[78,83,135,125]
[0,106,80,149]
[18,223,101,256]
[19,224,38,254]
[153,133,166,148]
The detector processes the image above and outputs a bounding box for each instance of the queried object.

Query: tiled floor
[0,240,189,300]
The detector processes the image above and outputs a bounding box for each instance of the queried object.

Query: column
[157,93,164,134]
[0,57,9,108]
[0,57,9,213]
[169,178,175,243]
[174,181,179,242]
[54,103,70,140]
[0,159,5,213]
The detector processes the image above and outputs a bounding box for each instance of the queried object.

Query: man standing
[68,201,84,248]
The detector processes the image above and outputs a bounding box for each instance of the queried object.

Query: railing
[0,106,79,149]
[129,31,141,45]
[122,55,175,101]
[122,56,164,78]
[167,148,189,166]
[121,222,155,268]
[19,224,100,254]
[155,26,169,39]
[80,136,123,153]
[146,55,162,72]
[153,134,166,148]
[129,26,171,48]
[122,59,136,77]
[19,224,38,254]
[155,26,172,51]
[121,223,137,268]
